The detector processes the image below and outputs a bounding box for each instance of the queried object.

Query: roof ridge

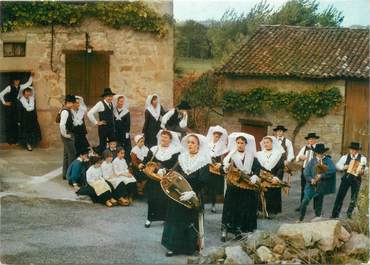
[258,24,369,32]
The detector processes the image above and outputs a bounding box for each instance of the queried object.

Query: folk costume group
[1,82,368,257]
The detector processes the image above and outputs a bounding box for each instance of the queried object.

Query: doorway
[240,119,271,151]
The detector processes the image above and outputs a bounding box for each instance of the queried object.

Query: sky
[173,0,369,27]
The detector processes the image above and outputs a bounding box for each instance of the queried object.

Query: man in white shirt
[87,88,116,154]
[331,142,367,219]
[295,132,319,211]
[273,125,295,164]
[0,73,33,145]
[60,95,77,179]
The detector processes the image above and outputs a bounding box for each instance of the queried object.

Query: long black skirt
[222,184,258,233]
[77,185,113,204]
[265,187,282,215]
[74,125,90,154]
[206,172,224,204]
[161,199,199,255]
[4,105,19,144]
[145,178,167,221]
[106,182,126,200]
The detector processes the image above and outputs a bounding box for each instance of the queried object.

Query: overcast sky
[173,0,369,27]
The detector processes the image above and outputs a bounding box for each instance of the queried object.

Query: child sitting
[67,148,89,189]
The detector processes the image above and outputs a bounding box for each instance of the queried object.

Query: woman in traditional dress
[206,125,228,213]
[18,87,41,151]
[221,132,261,241]
[161,133,211,256]
[142,94,166,148]
[130,134,149,196]
[114,95,132,162]
[101,149,131,206]
[256,136,285,215]
[71,95,90,154]
[143,130,181,228]
[113,147,137,205]
[77,156,117,207]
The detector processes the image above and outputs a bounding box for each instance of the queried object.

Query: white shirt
[296,144,316,168]
[336,153,367,171]
[101,161,115,179]
[87,100,112,125]
[276,137,295,162]
[19,96,35,112]
[0,76,33,105]
[86,166,104,183]
[112,157,130,176]
[160,108,187,129]
[59,109,71,138]
[72,96,87,126]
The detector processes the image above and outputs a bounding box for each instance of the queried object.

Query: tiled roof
[216,25,369,79]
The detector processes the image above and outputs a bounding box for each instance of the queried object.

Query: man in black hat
[161,100,191,137]
[331,142,367,219]
[60,94,77,180]
[87,88,116,153]
[295,132,320,211]
[299,143,336,222]
[273,125,295,165]
[0,72,33,145]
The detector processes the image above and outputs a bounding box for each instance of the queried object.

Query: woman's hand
[179,191,195,201]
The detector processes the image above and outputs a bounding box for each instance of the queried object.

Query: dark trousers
[300,168,306,202]
[98,125,115,154]
[4,106,18,144]
[331,175,361,218]
[62,135,76,179]
[300,183,324,221]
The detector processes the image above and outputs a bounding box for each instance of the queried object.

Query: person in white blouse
[18,87,41,151]
[0,72,33,145]
[295,132,319,211]
[112,147,137,205]
[331,142,368,219]
[79,156,117,207]
[60,95,77,180]
[72,95,90,154]
[101,149,130,206]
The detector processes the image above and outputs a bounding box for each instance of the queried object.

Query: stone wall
[220,77,345,161]
[0,1,173,147]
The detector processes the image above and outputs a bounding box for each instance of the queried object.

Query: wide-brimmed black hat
[101,88,115,97]
[11,73,22,81]
[107,136,117,143]
[65,94,77,103]
[77,148,89,156]
[176,100,191,110]
[313,143,329,154]
[305,132,320,140]
[273,125,288,132]
[348,142,361,150]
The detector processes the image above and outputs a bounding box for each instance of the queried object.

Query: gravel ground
[0,147,351,264]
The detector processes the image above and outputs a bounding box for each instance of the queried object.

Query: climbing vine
[1,1,168,36]
[222,86,343,143]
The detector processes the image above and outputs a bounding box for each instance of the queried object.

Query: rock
[256,246,273,263]
[338,226,351,242]
[273,244,286,255]
[343,232,369,257]
[202,247,226,264]
[224,245,253,264]
[277,220,344,251]
[242,230,272,252]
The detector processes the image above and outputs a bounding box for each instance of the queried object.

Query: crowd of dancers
[0,77,367,257]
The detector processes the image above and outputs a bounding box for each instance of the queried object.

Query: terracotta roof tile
[216,25,370,79]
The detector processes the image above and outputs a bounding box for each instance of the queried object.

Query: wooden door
[65,52,110,106]
[241,120,270,151]
[343,80,369,156]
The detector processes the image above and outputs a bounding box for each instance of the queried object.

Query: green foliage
[1,1,168,36]
[222,86,342,125]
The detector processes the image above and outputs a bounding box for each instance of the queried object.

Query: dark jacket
[304,156,336,195]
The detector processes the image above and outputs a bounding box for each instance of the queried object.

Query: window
[3,42,26,57]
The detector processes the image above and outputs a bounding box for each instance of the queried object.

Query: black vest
[280,138,288,160]
[63,108,74,134]
[4,85,19,103]
[166,109,182,128]
[98,100,114,128]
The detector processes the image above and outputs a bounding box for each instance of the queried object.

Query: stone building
[216,25,369,159]
[0,1,173,147]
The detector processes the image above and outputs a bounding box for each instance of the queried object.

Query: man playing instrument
[331,142,367,219]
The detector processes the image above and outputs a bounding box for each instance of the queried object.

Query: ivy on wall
[1,1,168,36]
[222,86,343,142]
